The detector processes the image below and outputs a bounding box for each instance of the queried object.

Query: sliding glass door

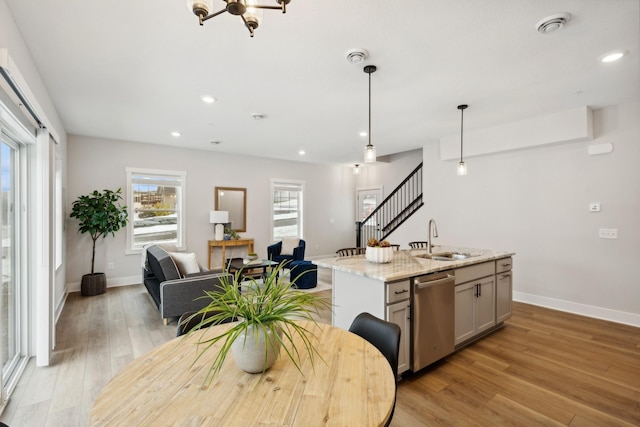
[0,135,20,401]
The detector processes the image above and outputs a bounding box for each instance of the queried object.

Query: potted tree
[70,188,129,296]
[186,264,330,382]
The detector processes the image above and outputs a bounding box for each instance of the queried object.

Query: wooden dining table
[89,321,395,426]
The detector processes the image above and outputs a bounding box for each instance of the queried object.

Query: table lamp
[210,210,229,241]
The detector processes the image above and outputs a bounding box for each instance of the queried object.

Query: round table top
[89,320,395,426]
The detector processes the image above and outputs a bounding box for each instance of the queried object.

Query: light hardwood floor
[1,276,639,426]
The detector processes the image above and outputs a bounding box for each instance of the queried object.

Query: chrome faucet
[427,218,439,254]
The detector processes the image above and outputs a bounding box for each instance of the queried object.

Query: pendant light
[353,164,361,175]
[363,65,377,163]
[457,104,468,176]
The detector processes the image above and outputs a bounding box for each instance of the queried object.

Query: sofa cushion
[280,237,300,256]
[168,251,200,277]
[146,245,180,283]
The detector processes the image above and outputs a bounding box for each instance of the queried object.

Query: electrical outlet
[589,202,601,212]
[598,228,618,239]
[107,262,115,270]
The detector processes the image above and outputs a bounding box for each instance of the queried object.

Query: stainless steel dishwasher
[412,270,455,371]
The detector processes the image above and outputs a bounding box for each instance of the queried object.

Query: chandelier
[187,0,291,37]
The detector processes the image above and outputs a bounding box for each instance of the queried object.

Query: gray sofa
[143,245,231,324]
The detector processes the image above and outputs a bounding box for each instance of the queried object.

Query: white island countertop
[314,246,515,282]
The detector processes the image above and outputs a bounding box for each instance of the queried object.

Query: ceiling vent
[536,13,571,34]
[346,48,369,64]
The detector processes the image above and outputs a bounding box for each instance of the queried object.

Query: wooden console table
[207,238,254,269]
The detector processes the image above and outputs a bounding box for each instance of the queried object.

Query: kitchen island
[314,246,515,374]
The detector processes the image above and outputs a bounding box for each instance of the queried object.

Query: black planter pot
[81,273,107,296]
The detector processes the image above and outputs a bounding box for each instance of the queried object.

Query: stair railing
[356,162,423,247]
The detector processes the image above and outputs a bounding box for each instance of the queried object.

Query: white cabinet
[454,281,476,344]
[385,279,410,375]
[496,257,513,323]
[331,272,411,374]
[454,262,496,346]
[386,299,411,375]
[475,276,496,333]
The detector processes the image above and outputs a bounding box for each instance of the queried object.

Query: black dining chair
[348,312,401,427]
[336,247,366,257]
[408,241,429,249]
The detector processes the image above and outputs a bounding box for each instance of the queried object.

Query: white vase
[231,324,281,373]
[365,246,394,263]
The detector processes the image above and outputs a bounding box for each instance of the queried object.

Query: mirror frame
[215,186,247,232]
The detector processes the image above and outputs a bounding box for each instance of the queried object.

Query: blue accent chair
[267,239,306,269]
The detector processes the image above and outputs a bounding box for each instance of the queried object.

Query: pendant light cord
[363,65,376,149]
[460,107,464,163]
[457,104,468,163]
[368,70,372,148]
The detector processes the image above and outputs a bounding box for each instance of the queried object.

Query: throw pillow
[280,237,300,256]
[168,251,200,277]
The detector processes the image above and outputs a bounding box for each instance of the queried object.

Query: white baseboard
[54,289,68,323]
[514,291,640,328]
[67,275,141,293]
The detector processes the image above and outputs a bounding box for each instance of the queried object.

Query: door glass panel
[0,139,19,389]
[357,188,382,225]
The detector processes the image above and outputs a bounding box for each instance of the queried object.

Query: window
[126,168,186,252]
[271,180,304,241]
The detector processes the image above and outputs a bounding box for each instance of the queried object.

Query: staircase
[356,162,423,247]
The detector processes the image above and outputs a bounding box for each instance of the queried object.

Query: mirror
[215,187,246,232]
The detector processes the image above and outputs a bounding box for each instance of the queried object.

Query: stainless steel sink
[415,251,474,261]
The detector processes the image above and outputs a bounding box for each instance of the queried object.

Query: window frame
[270,179,304,242]
[125,167,187,254]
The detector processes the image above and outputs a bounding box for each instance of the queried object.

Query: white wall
[422,102,640,325]
[65,135,357,289]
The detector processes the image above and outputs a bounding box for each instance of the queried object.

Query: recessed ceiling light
[201,95,216,103]
[299,150,306,156]
[601,51,625,63]
[171,131,181,137]
[359,131,367,137]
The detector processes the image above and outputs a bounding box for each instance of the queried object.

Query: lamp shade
[364,144,376,163]
[210,210,229,224]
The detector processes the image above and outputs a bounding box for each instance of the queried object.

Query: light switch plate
[589,202,601,212]
[598,228,618,239]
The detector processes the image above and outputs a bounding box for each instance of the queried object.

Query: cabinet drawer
[496,257,512,273]
[386,280,410,304]
[455,261,495,285]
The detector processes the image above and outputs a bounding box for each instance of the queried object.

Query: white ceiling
[6,0,640,165]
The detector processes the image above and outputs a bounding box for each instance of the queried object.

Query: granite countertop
[314,245,515,282]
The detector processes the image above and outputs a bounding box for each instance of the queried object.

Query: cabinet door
[476,276,496,334]
[454,282,476,345]
[386,300,410,375]
[496,271,513,323]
